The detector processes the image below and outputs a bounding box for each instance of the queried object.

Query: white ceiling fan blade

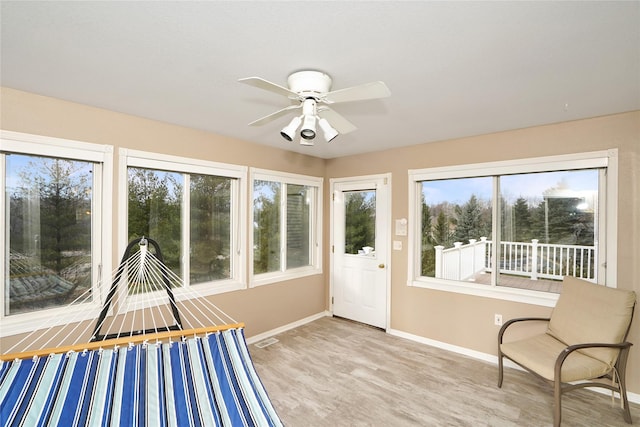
[323,81,391,104]
[248,104,301,126]
[318,107,357,134]
[238,77,298,98]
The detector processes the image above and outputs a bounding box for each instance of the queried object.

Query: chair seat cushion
[500,333,612,382]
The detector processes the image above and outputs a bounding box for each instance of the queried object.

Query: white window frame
[407,149,618,307]
[250,168,323,287]
[119,148,247,312]
[0,130,113,336]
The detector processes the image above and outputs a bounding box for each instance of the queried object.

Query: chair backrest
[547,276,636,366]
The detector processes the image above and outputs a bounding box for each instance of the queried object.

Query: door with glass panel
[331,176,389,329]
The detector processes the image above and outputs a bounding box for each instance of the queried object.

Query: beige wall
[2,87,639,395]
[325,110,640,395]
[0,87,327,340]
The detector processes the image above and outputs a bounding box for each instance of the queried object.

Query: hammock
[0,238,282,427]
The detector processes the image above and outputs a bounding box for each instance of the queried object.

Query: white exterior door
[331,175,390,329]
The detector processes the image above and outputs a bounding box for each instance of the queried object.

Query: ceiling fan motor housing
[287,70,332,99]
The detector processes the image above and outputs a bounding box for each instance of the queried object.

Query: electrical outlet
[494,314,503,326]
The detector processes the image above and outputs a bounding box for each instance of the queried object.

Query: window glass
[190,175,233,283]
[286,184,311,268]
[127,164,239,292]
[5,154,94,315]
[127,167,183,283]
[498,170,598,292]
[253,180,281,274]
[409,151,613,305]
[344,190,376,255]
[420,177,492,279]
[250,169,322,285]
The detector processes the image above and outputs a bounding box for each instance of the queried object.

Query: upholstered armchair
[498,276,636,426]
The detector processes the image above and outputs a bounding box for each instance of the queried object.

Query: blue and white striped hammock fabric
[0,327,282,427]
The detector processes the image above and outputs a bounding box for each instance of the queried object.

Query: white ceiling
[1,1,639,159]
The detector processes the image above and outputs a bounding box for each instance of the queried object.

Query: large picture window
[251,169,322,286]
[120,149,246,300]
[1,131,113,336]
[6,154,94,315]
[408,150,617,306]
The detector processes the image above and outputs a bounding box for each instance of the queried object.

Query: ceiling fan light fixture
[280,115,303,141]
[318,118,338,142]
[299,98,318,140]
[300,113,317,140]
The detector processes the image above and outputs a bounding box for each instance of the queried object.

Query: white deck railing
[434,238,595,282]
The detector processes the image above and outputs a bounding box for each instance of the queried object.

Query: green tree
[8,155,93,313]
[529,202,546,242]
[453,195,488,243]
[421,199,434,276]
[421,198,433,248]
[544,197,594,245]
[432,211,453,248]
[253,181,281,273]
[13,158,92,273]
[344,191,375,254]
[127,168,182,273]
[512,197,532,242]
[190,175,232,280]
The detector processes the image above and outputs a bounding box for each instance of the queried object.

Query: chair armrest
[498,317,550,345]
[555,341,633,375]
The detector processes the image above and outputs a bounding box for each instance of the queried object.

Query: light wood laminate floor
[250,316,637,426]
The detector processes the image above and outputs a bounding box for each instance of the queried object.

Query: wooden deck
[468,272,563,293]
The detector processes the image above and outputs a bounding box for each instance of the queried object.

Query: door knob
[378,264,385,269]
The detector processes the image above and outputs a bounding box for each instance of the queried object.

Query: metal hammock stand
[91,236,183,342]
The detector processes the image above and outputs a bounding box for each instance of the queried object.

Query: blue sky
[422,169,599,206]
[5,153,94,190]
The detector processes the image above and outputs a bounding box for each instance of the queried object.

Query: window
[251,169,322,286]
[344,190,376,255]
[1,131,113,336]
[408,150,617,306]
[120,149,246,302]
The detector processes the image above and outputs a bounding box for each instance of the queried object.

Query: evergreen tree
[190,175,232,280]
[433,211,453,247]
[344,192,375,254]
[421,198,433,248]
[127,168,182,273]
[253,181,281,273]
[545,197,594,245]
[453,195,487,243]
[512,197,532,241]
[421,199,434,276]
[529,201,546,242]
[14,158,92,273]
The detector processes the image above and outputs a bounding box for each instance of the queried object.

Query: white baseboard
[245,311,330,345]
[387,327,640,405]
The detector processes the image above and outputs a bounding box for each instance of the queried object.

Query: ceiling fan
[238,70,390,145]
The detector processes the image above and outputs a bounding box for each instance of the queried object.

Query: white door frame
[329,173,391,330]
